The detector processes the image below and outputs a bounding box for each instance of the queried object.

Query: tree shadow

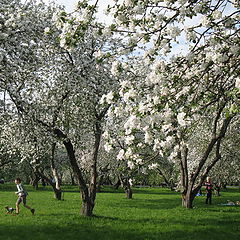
[133,188,178,195]
[109,197,181,210]
[0,213,239,240]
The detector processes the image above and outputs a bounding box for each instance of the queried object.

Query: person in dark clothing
[205,177,213,204]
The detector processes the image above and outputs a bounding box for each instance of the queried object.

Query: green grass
[0,184,239,240]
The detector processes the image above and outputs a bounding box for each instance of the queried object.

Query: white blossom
[125,148,133,158]
[152,96,161,105]
[167,26,181,39]
[111,61,121,76]
[235,78,240,89]
[162,124,173,133]
[153,139,161,151]
[59,37,66,48]
[136,158,143,164]
[44,27,50,34]
[124,115,138,129]
[165,135,175,147]
[212,10,222,20]
[141,167,147,174]
[148,163,159,170]
[104,143,113,152]
[125,134,135,145]
[94,50,104,58]
[120,80,129,88]
[105,91,114,104]
[138,102,148,114]
[176,86,190,99]
[123,88,136,102]
[177,112,187,126]
[200,16,210,27]
[144,131,153,144]
[117,149,125,160]
[127,161,135,169]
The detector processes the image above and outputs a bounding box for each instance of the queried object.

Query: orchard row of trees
[0,0,239,216]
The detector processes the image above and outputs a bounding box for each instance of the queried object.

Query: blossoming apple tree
[101,0,240,208]
[0,0,120,216]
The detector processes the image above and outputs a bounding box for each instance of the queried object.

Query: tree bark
[125,187,133,199]
[114,179,121,190]
[81,198,95,217]
[120,177,133,199]
[50,143,62,200]
[182,190,196,208]
[69,168,76,185]
[87,118,102,213]
[62,138,92,216]
[54,188,62,200]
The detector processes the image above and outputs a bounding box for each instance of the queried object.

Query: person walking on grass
[15,178,35,215]
[205,177,213,205]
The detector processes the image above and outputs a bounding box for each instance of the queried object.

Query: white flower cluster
[122,88,137,102]
[117,149,125,160]
[124,115,139,131]
[148,163,159,170]
[100,91,115,104]
[175,86,190,100]
[127,160,135,169]
[235,77,240,89]
[0,48,5,62]
[111,61,121,76]
[167,26,181,40]
[177,112,187,127]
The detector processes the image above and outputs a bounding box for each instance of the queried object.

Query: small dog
[227,200,235,205]
[5,206,16,214]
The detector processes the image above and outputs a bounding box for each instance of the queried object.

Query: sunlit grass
[0,184,239,240]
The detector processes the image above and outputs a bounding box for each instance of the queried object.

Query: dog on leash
[5,206,16,214]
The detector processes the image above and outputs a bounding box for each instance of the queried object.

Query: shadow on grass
[93,215,119,221]
[96,187,178,196]
[109,197,181,210]
[0,213,239,240]
[133,188,178,195]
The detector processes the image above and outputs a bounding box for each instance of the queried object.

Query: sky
[42,0,112,15]
[53,0,78,12]
[42,0,77,12]
[42,0,112,23]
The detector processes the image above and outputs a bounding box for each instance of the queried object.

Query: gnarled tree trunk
[81,195,95,216]
[120,177,133,199]
[50,143,62,200]
[125,187,133,199]
[53,188,62,200]
[62,137,93,216]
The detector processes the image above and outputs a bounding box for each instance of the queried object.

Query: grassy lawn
[0,184,239,240]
